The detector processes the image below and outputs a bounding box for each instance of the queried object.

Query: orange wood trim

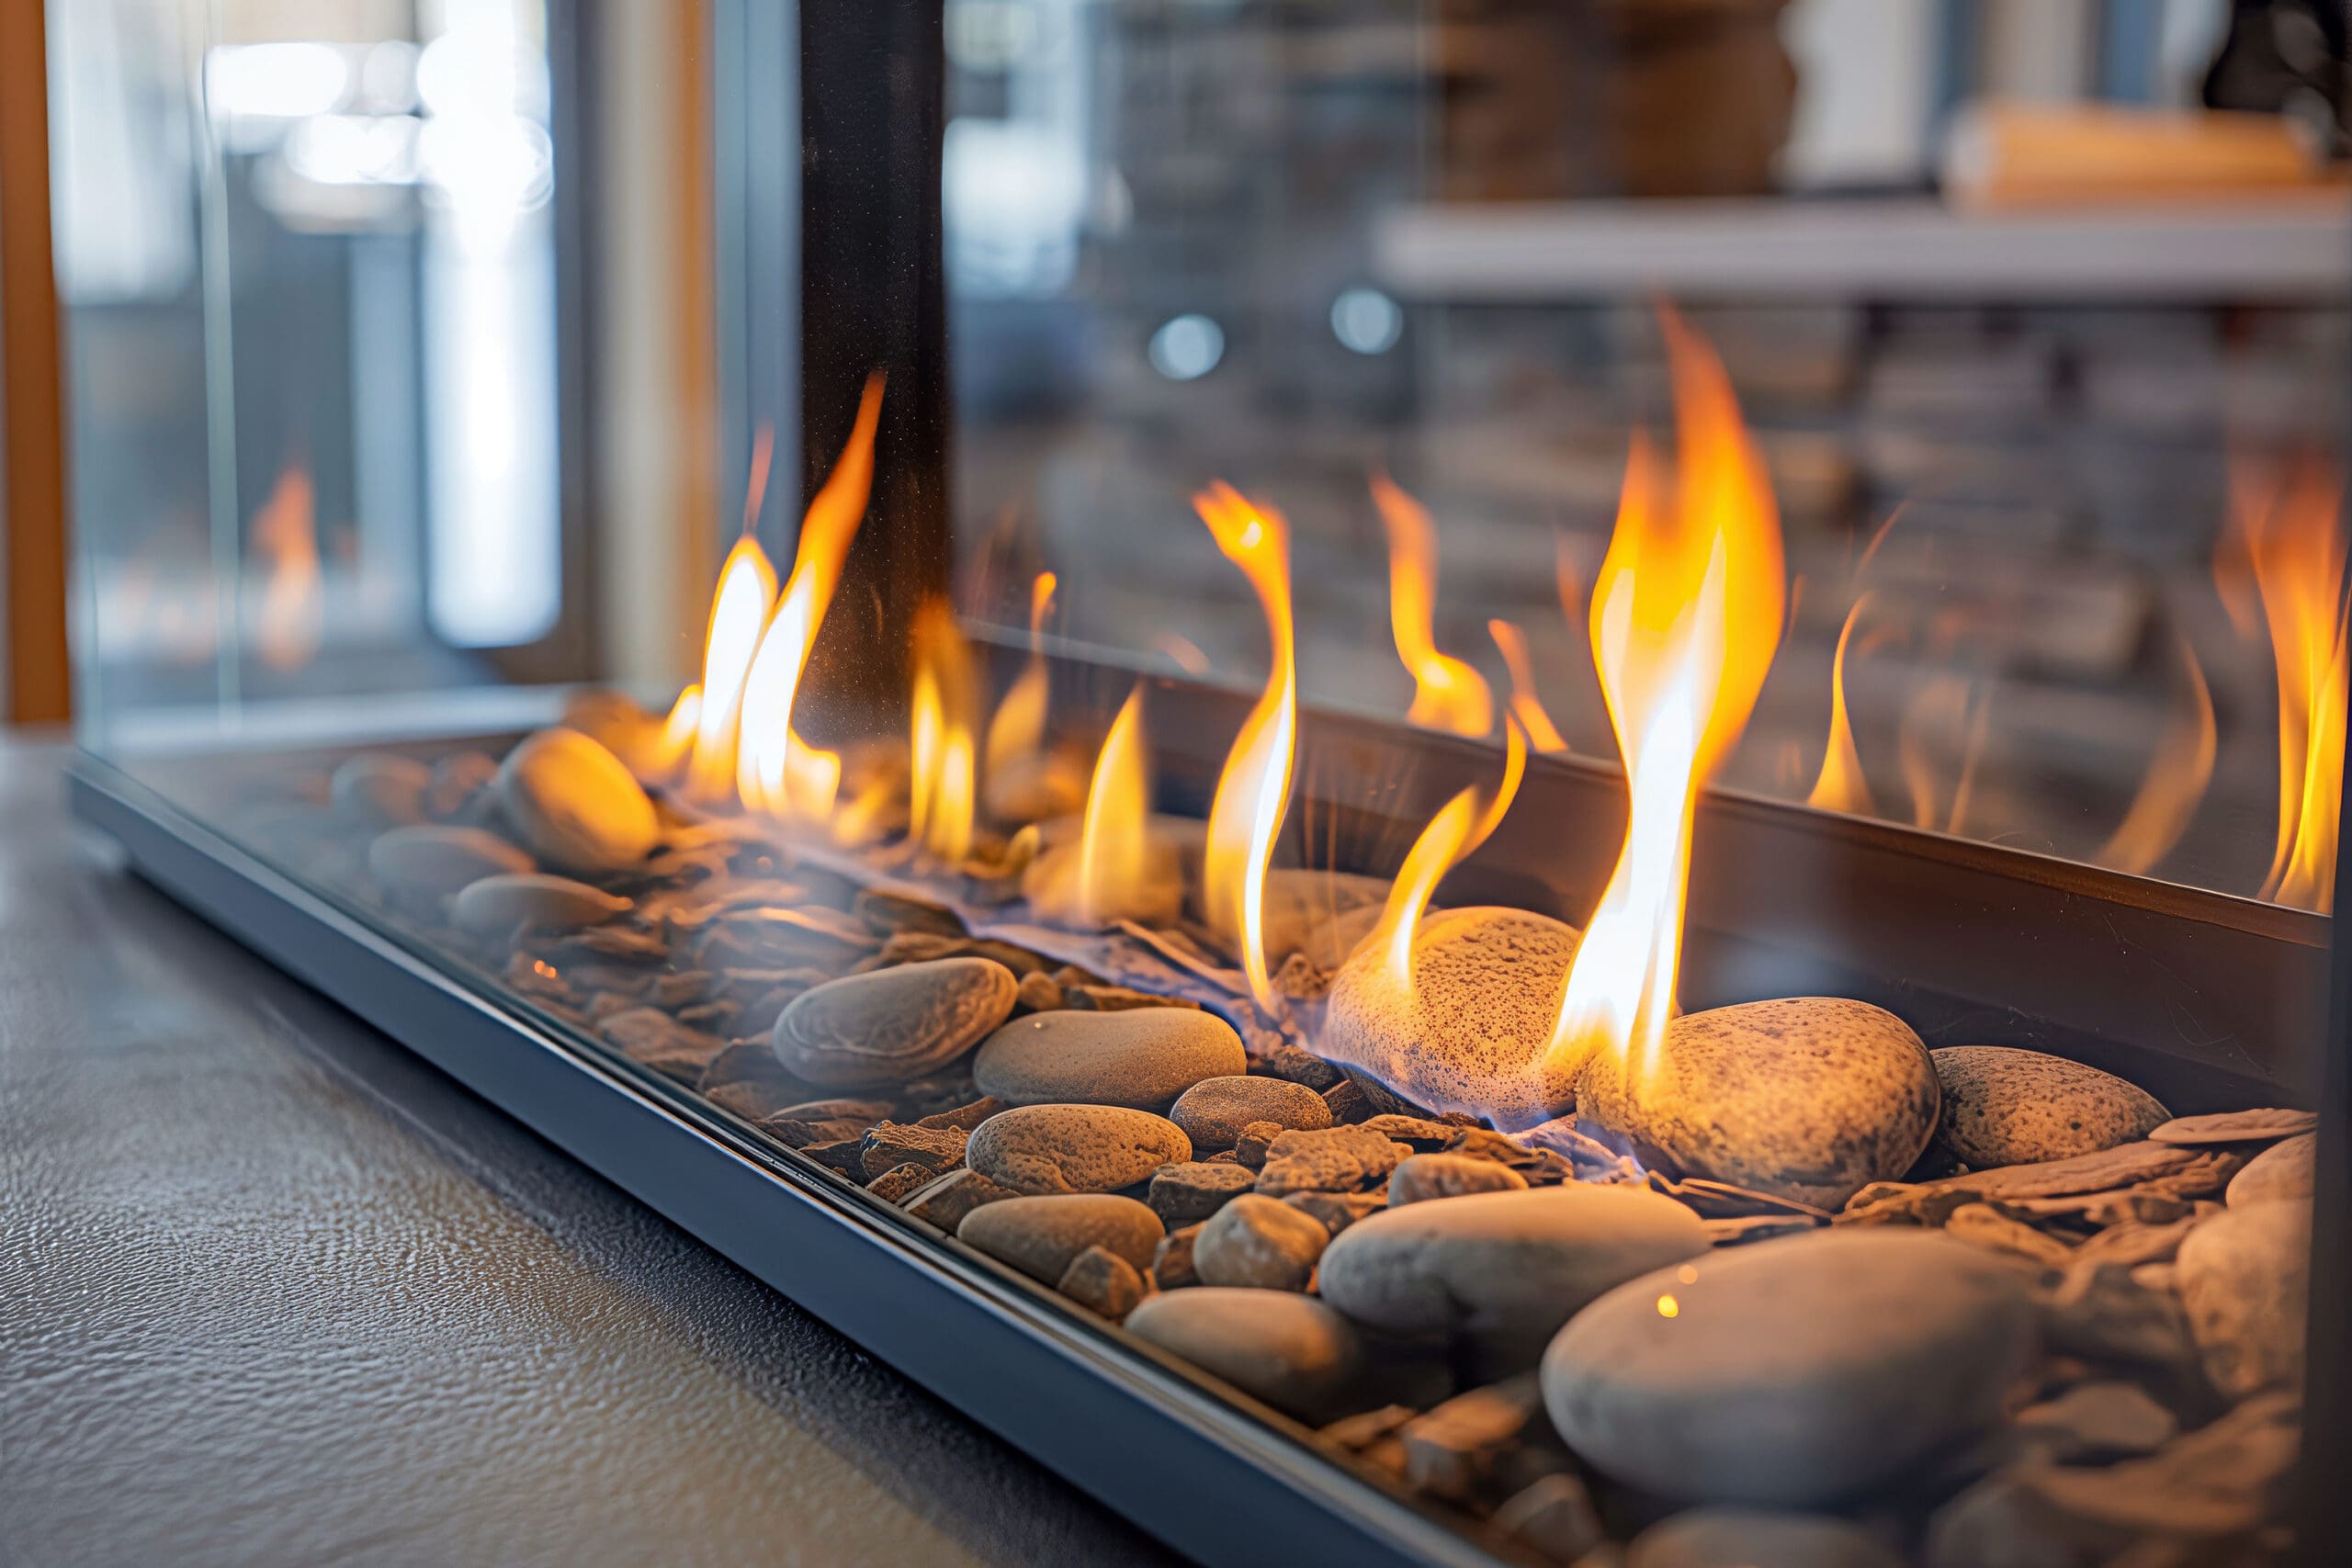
[0,0,72,724]
[673,0,718,623]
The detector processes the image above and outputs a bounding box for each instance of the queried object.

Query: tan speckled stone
[1319,907,1581,1131]
[1170,1075,1334,1149]
[1929,1046,2168,1168]
[1194,1192,1329,1291]
[966,1103,1192,1194]
[973,1008,1246,1110]
[494,727,660,874]
[1577,998,1939,1211]
[956,1193,1162,1282]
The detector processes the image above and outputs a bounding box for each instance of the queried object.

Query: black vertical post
[797,0,950,731]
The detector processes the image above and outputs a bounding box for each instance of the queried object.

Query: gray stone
[1254,1124,1411,1196]
[1928,1046,2167,1168]
[1193,1193,1329,1291]
[1057,1245,1147,1319]
[332,753,429,826]
[771,958,1018,1089]
[2176,1200,2311,1397]
[2228,1133,2315,1207]
[1543,1229,2038,1506]
[956,1193,1163,1283]
[368,824,534,903]
[1147,1161,1256,1226]
[1319,1185,1706,1368]
[965,1103,1191,1195]
[451,873,631,935]
[1319,907,1581,1130]
[1396,1374,1545,1503]
[972,1008,1246,1110]
[494,727,659,874]
[1169,1075,1334,1149]
[1123,1288,1365,1421]
[1577,998,1939,1211]
[1388,1152,1530,1207]
[1627,1510,1905,1568]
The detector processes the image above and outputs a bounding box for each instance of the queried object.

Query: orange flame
[252,460,322,671]
[1372,473,1495,736]
[1372,718,1529,986]
[983,570,1057,785]
[2097,632,2215,875]
[1807,592,1875,814]
[909,599,978,864]
[738,376,887,818]
[1542,312,1785,1091]
[1487,618,1569,753]
[1196,481,1299,1010]
[1156,634,1211,676]
[682,534,778,801]
[2235,458,2348,910]
[1075,681,1154,925]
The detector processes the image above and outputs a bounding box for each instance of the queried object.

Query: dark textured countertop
[1,741,1178,1568]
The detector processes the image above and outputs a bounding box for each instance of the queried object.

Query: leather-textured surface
[2,744,1178,1568]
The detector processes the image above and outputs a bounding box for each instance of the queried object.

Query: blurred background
[4,0,2348,902]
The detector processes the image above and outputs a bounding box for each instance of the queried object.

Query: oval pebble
[973,1009,1246,1110]
[494,727,660,874]
[2177,1200,2311,1398]
[966,1103,1192,1195]
[956,1194,1162,1283]
[1627,1509,1904,1568]
[1320,906,1583,1130]
[1388,1152,1529,1207]
[1194,1192,1329,1291]
[368,825,534,902]
[332,753,429,826]
[451,873,632,935]
[1543,1229,2038,1507]
[1124,1288,1365,1422]
[1318,1184,1706,1369]
[1170,1076,1333,1149]
[772,958,1017,1089]
[1928,1045,2167,1168]
[1577,998,1939,1211]
[2228,1133,2315,1208]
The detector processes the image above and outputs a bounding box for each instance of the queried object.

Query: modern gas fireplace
[57,1,2349,1565]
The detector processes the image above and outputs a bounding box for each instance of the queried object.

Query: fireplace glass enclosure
[61,2,2349,1566]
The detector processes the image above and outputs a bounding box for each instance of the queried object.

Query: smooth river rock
[1317,1185,1707,1369]
[2176,1200,2311,1398]
[2227,1133,2315,1208]
[1169,1075,1334,1149]
[1319,906,1582,1131]
[772,958,1018,1088]
[494,726,661,874]
[965,1103,1192,1195]
[1577,998,1939,1211]
[1542,1229,2039,1507]
[1193,1192,1329,1291]
[1626,1509,1905,1568]
[368,824,534,903]
[973,1009,1247,1110]
[451,873,632,935]
[1928,1045,2168,1168]
[1124,1288,1366,1421]
[956,1193,1162,1283]
[331,753,430,826]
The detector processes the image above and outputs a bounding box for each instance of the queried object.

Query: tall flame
[2235,458,2348,910]
[2097,632,2215,875]
[253,459,322,671]
[1807,592,1875,814]
[1542,313,1785,1090]
[737,375,887,818]
[1372,473,1495,736]
[1076,682,1153,925]
[1372,718,1529,984]
[909,599,978,864]
[683,533,778,801]
[984,570,1057,783]
[1197,481,1299,1010]
[1487,618,1569,753]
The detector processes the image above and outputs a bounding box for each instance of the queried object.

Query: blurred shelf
[1372,196,2352,303]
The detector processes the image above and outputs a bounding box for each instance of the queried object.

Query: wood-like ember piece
[1397,1374,1547,1504]
[1646,1172,1834,1222]
[1255,1125,1413,1196]
[2147,1108,2316,1145]
[1317,1404,1417,1452]
[1255,1041,1345,1093]
[761,1116,874,1150]
[858,1122,969,1182]
[1389,1154,1529,1207]
[865,1162,936,1204]
[1282,1190,1388,1236]
[2071,1217,2197,1270]
[1148,1162,1257,1227]
[1361,1114,1457,1152]
[1942,1204,2076,1270]
[1320,1078,1374,1124]
[853,887,967,939]
[1918,1141,2203,1200]
[916,1096,1007,1132]
[696,1041,823,1120]
[1232,1122,1284,1171]
[599,1006,727,1081]
[2003,1390,2299,1538]
[648,970,715,1009]
[1013,971,1064,1013]
[900,1168,1017,1231]
[1065,984,1203,1012]
[1838,1183,1993,1228]
[875,930,973,967]
[798,1139,870,1178]
[1703,1214,1821,1247]
[2040,1261,2199,1371]
[1487,1472,1606,1564]
[1057,1244,1148,1320]
[1151,1224,1202,1290]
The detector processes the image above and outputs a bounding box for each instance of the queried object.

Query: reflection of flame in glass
[1196,482,1298,1010]
[2096,633,2215,876]
[1806,592,1874,815]
[1076,682,1153,926]
[1487,619,1568,753]
[1543,312,1784,1095]
[984,570,1057,783]
[1897,675,1991,838]
[1372,473,1494,737]
[909,600,978,863]
[252,459,322,671]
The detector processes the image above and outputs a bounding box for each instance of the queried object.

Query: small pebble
[1282,1190,1387,1236]
[1397,1373,1546,1502]
[956,1193,1163,1283]
[772,958,1019,1088]
[1152,1225,1202,1290]
[966,1103,1192,1195]
[424,750,499,819]
[1193,1193,1329,1291]
[1057,1245,1148,1320]
[1170,1075,1337,1150]
[332,753,430,826]
[1928,1045,2168,1168]
[2227,1132,2315,1207]
[865,1163,934,1204]
[1490,1473,1608,1564]
[901,1168,1017,1231]
[972,1008,1247,1110]
[857,1122,968,1181]
[1124,1288,1365,1422]
[1013,970,1064,1012]
[1388,1153,1530,1207]
[451,873,632,935]
[368,824,534,903]
[494,727,660,873]
[1148,1161,1257,1226]
[1233,1122,1284,1170]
